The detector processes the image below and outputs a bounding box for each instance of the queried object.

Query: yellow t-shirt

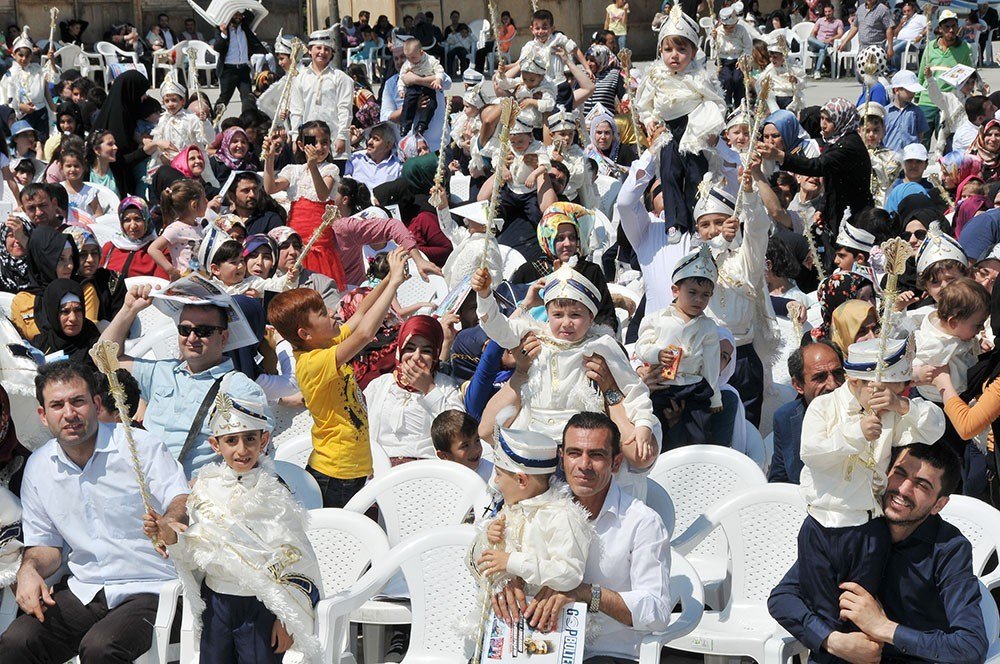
[294,323,372,480]
[606,4,628,36]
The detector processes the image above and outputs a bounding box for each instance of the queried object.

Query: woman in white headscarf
[585,106,635,179]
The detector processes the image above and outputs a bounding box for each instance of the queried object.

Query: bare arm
[146,235,175,278]
[335,247,408,366]
[263,139,290,194]
[98,283,157,371]
[15,545,63,620]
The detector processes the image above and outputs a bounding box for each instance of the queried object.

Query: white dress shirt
[379,73,453,152]
[224,25,249,65]
[914,311,979,402]
[508,140,551,195]
[635,304,723,408]
[20,423,190,608]
[151,109,215,160]
[799,383,945,528]
[584,481,673,660]
[289,65,355,144]
[398,52,444,91]
[615,149,696,316]
[517,33,579,88]
[363,372,464,459]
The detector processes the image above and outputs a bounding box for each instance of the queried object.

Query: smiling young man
[769,443,988,663]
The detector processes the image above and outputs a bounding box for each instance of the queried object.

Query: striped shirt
[855,1,894,49]
[583,69,626,117]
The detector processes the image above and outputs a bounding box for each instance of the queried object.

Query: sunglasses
[177,323,224,338]
[907,229,928,241]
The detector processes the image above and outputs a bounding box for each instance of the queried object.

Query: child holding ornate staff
[0,27,53,142]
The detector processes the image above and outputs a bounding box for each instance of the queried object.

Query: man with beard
[769,443,988,663]
[769,341,845,484]
[224,172,283,237]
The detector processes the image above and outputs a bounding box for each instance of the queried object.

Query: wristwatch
[589,584,602,613]
[604,389,624,406]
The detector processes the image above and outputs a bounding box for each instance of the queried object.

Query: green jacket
[916,39,973,108]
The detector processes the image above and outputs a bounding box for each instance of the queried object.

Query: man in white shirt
[213,10,265,117]
[0,361,189,662]
[146,13,176,50]
[181,18,204,43]
[890,0,927,71]
[289,28,354,156]
[492,412,673,663]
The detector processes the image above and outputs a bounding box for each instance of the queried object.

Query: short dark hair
[19,182,53,205]
[180,303,228,329]
[35,361,98,406]
[210,239,244,267]
[95,368,141,421]
[898,443,961,497]
[966,95,990,122]
[766,234,800,279]
[562,411,620,456]
[533,9,554,25]
[788,340,843,385]
[431,409,478,453]
[674,275,715,290]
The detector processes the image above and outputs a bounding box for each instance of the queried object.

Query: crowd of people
[0,0,999,661]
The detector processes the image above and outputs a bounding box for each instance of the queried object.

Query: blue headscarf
[763,110,811,155]
[225,295,264,381]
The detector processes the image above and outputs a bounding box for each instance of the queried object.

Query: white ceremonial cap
[209,391,273,436]
[510,113,536,135]
[916,221,968,274]
[542,264,602,316]
[720,2,743,25]
[493,426,559,475]
[274,28,295,55]
[160,69,187,99]
[547,110,577,133]
[463,67,484,85]
[463,81,495,108]
[836,219,876,253]
[844,335,914,383]
[658,4,700,47]
[857,101,885,120]
[308,28,336,48]
[521,55,548,76]
[197,221,233,271]
[11,26,32,52]
[694,174,736,220]
[672,244,718,284]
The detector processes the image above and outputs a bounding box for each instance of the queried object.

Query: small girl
[263,120,342,285]
[88,130,119,197]
[197,221,297,298]
[43,101,84,161]
[635,5,726,235]
[149,178,208,280]
[60,144,105,223]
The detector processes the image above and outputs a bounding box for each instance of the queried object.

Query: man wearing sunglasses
[97,283,270,478]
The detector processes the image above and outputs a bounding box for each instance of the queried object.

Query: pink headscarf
[170,145,205,178]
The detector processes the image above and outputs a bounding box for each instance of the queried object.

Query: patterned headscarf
[811,271,874,340]
[111,196,155,251]
[537,202,593,259]
[212,127,251,170]
[939,151,983,192]
[820,98,859,142]
[585,45,619,75]
[0,220,29,293]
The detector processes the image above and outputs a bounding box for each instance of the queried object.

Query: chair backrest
[650,445,767,561]
[95,41,120,64]
[645,477,676,536]
[188,40,218,67]
[0,292,13,321]
[306,508,390,595]
[274,460,323,510]
[87,181,121,214]
[743,421,766,471]
[274,433,312,469]
[270,404,315,448]
[54,44,85,70]
[790,21,814,51]
[396,525,480,662]
[710,484,806,610]
[941,495,1000,584]
[343,459,489,545]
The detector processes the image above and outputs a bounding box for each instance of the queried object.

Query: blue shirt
[131,357,270,476]
[884,102,930,152]
[958,208,1000,263]
[20,423,189,608]
[769,514,987,663]
[378,72,453,152]
[344,151,403,190]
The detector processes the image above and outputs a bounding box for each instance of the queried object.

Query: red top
[406,211,453,267]
[101,242,171,280]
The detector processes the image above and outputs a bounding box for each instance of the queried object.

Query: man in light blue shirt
[0,361,189,662]
[344,122,403,189]
[99,285,271,477]
[380,47,453,152]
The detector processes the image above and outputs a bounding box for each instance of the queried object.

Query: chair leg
[362,624,387,663]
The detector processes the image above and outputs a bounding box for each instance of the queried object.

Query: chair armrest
[315,559,403,660]
[637,551,706,664]
[152,579,183,664]
[982,569,1000,593]
[670,514,720,555]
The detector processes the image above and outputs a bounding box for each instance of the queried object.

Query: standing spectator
[605,0,629,51]
[181,17,204,42]
[978,0,999,66]
[916,10,972,132]
[809,3,844,79]
[836,0,895,63]
[891,1,928,72]
[146,13,176,50]
[213,10,265,118]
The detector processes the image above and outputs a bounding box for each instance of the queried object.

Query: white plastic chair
[87,181,121,217]
[638,550,706,664]
[151,40,188,88]
[275,460,323,510]
[0,291,13,321]
[43,44,96,79]
[94,41,141,90]
[982,580,1000,663]
[185,41,219,88]
[645,477,676,536]
[274,433,313,469]
[670,484,808,663]
[833,34,859,78]
[317,524,479,664]
[901,40,922,71]
[790,21,815,70]
[942,495,1000,591]
[650,445,767,610]
[270,404,315,448]
[744,421,767,471]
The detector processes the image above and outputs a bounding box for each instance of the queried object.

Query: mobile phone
[301,135,317,146]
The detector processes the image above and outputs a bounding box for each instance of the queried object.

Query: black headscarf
[93,71,150,194]
[0,221,29,293]
[31,278,100,364]
[224,294,264,380]
[25,227,77,294]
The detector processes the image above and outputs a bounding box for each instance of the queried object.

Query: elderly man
[98,284,270,477]
[0,362,188,663]
[837,0,895,63]
[344,122,403,189]
[493,412,672,664]
[769,443,987,663]
[769,341,845,484]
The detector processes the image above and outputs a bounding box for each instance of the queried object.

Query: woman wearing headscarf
[828,300,879,355]
[9,227,98,340]
[0,386,29,497]
[209,126,259,183]
[100,196,170,279]
[585,107,636,179]
[808,271,876,342]
[363,314,463,464]
[151,145,220,206]
[954,174,990,236]
[92,71,166,196]
[372,155,453,267]
[761,110,821,167]
[968,119,1000,182]
[509,202,617,328]
[581,45,625,117]
[0,221,29,293]
[938,151,982,210]
[66,227,126,324]
[30,278,100,364]
[758,98,873,255]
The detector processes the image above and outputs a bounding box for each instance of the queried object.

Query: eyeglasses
[177,323,224,338]
[907,229,928,241]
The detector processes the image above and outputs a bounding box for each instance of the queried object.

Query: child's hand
[861,412,883,442]
[478,548,511,577]
[303,143,322,166]
[868,383,908,416]
[143,510,180,558]
[657,348,679,367]
[471,267,493,296]
[912,364,942,387]
[721,216,739,242]
[894,291,917,312]
[386,247,410,286]
[439,312,460,343]
[709,405,724,414]
[431,78,443,90]
[487,514,506,545]
[624,426,656,466]
[518,98,537,111]
[271,620,294,654]
[515,332,542,374]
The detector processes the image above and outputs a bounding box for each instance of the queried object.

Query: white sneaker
[813,70,822,80]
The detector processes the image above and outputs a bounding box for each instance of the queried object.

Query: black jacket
[213,11,266,75]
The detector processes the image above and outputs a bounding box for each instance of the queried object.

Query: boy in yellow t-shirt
[268,248,410,507]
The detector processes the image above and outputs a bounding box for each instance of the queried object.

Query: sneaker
[813,70,822,80]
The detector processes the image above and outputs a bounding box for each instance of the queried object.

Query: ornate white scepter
[429,96,453,209]
[44,8,59,83]
[874,238,914,380]
[291,205,337,275]
[734,77,770,214]
[619,48,646,157]
[803,215,826,282]
[264,38,307,147]
[89,340,163,550]
[482,98,517,268]
[489,0,502,63]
